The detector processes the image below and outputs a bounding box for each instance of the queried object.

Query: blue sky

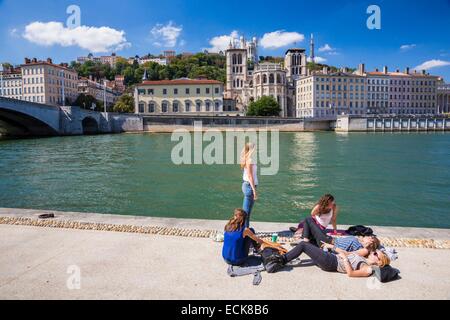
[1,0,449,80]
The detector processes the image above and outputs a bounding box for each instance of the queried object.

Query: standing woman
[241,143,258,228]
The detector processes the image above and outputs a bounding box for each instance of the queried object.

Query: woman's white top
[243,163,258,186]
[315,209,333,228]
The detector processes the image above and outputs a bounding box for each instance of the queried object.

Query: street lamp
[0,63,4,97]
[62,70,65,106]
[103,80,107,114]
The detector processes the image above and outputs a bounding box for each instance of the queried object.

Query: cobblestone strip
[1,216,449,249]
[0,217,218,239]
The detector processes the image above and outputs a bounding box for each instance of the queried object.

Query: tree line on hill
[69,53,227,87]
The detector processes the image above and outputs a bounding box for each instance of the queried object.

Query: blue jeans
[242,182,256,228]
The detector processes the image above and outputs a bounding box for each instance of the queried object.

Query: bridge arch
[0,101,59,137]
[82,117,99,135]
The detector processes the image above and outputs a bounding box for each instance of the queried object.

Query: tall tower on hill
[310,34,315,63]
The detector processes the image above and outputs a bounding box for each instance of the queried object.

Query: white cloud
[400,44,416,51]
[151,21,183,48]
[23,21,130,53]
[260,30,304,49]
[204,31,239,53]
[307,56,327,63]
[319,44,334,52]
[414,59,450,71]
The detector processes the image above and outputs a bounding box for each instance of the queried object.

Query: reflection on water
[289,133,319,211]
[0,132,449,228]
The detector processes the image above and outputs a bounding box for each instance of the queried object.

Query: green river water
[0,132,449,228]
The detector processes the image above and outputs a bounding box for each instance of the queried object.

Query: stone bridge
[0,97,143,137]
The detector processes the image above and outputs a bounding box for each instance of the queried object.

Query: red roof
[21,61,76,72]
[367,71,438,78]
[141,79,222,85]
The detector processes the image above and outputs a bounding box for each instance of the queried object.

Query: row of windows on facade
[306,100,437,109]
[367,86,436,93]
[298,108,437,117]
[22,77,76,87]
[2,80,21,87]
[20,95,66,104]
[2,88,22,95]
[300,84,437,96]
[138,101,221,113]
[298,100,436,108]
[22,67,77,79]
[254,74,286,85]
[301,85,366,92]
[301,78,365,84]
[231,54,244,65]
[232,66,244,73]
[298,101,436,109]
[300,92,436,101]
[138,87,221,95]
[21,86,76,95]
[304,77,436,86]
[298,110,367,117]
[367,79,436,86]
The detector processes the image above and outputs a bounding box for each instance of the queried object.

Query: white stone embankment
[0,208,449,300]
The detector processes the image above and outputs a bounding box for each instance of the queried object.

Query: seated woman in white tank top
[311,194,339,232]
[297,194,340,247]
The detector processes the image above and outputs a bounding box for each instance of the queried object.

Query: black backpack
[346,225,374,237]
[373,265,401,283]
[261,247,285,273]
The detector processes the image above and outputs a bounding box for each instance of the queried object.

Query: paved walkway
[1,224,450,300]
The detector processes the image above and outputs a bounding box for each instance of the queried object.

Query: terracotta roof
[21,61,76,72]
[367,71,438,78]
[366,71,390,76]
[141,79,222,85]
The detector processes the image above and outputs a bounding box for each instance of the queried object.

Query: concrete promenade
[1,208,450,300]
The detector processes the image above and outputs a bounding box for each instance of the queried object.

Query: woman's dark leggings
[284,241,338,272]
[302,217,333,247]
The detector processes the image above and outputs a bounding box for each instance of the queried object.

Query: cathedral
[224,36,309,117]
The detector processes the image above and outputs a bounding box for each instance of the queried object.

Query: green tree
[73,94,103,111]
[1,62,13,70]
[246,96,281,117]
[113,94,135,113]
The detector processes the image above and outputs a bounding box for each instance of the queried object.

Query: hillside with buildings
[1,35,450,117]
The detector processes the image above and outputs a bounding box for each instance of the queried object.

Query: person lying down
[267,241,390,278]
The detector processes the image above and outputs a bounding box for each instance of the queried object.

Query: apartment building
[77,77,121,108]
[134,78,223,114]
[0,67,23,100]
[21,58,79,106]
[365,66,438,115]
[77,53,120,67]
[437,78,450,114]
[296,67,367,118]
[297,63,440,118]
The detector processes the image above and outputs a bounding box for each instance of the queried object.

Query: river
[0,132,449,228]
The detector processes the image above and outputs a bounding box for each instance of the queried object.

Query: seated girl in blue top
[222,209,258,266]
[222,209,288,266]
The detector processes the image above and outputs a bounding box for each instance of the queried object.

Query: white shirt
[243,163,259,186]
[315,209,333,228]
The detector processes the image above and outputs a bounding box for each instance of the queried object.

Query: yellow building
[134,79,223,114]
